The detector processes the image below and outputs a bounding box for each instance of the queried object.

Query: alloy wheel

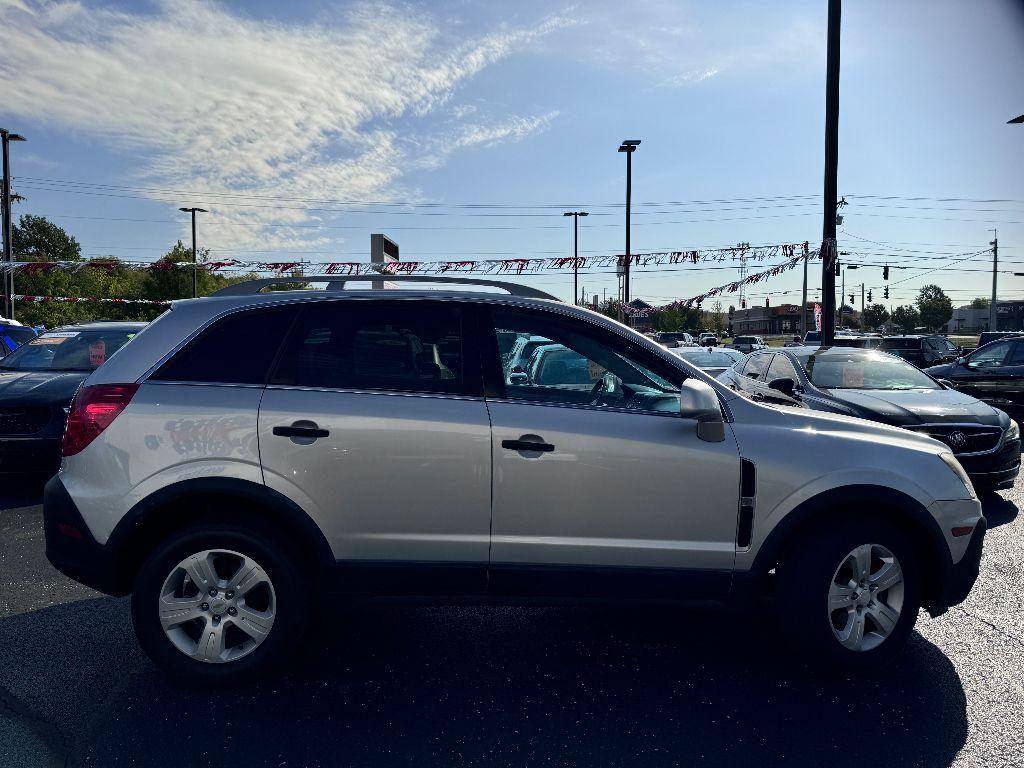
[827,543,905,652]
[158,549,277,663]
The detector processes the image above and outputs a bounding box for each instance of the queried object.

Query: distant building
[731,303,818,336]
[946,301,1024,334]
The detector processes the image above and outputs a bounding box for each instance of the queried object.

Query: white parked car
[44,275,985,684]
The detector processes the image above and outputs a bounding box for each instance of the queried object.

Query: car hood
[0,369,88,406]
[923,363,955,376]
[823,387,1001,427]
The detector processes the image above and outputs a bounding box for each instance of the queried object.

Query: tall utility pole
[563,211,589,305]
[178,207,208,298]
[820,0,842,344]
[618,140,640,307]
[800,247,809,336]
[1,129,27,320]
[990,229,999,331]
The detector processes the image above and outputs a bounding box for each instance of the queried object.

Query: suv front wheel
[778,516,922,667]
[131,522,309,685]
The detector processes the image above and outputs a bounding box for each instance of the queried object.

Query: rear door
[258,299,492,592]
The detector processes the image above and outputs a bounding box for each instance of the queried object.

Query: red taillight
[511,365,524,373]
[62,383,140,457]
[951,525,976,538]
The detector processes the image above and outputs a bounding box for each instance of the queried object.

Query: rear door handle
[273,424,330,439]
[502,438,555,453]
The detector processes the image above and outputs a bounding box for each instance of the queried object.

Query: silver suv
[43,276,985,684]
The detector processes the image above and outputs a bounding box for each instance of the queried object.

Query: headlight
[1006,420,1020,442]
[939,451,976,498]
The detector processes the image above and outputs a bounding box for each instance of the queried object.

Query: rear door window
[271,301,469,395]
[152,304,300,385]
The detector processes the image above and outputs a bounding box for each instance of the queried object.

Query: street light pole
[1,129,26,320]
[178,207,208,298]
[563,211,589,305]
[618,140,640,310]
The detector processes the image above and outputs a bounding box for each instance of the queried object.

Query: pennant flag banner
[621,242,821,315]
[1,242,810,277]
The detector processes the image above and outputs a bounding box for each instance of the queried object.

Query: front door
[258,299,492,592]
[946,339,1024,421]
[482,306,741,598]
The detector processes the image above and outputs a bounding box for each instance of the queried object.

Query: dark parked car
[0,322,146,479]
[721,345,1020,492]
[0,322,38,357]
[977,331,1024,349]
[876,335,959,368]
[925,335,1024,423]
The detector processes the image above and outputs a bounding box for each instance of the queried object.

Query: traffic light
[883,265,889,281]
[849,293,855,304]
[884,286,889,299]
[867,290,873,303]
[765,297,770,307]
[834,261,841,276]
[741,299,747,309]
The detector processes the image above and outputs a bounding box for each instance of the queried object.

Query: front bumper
[0,436,61,475]
[43,475,127,596]
[927,517,986,617]
[958,438,1021,491]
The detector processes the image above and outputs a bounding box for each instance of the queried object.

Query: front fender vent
[737,459,756,549]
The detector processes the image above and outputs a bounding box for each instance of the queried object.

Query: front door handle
[502,437,555,453]
[273,423,330,439]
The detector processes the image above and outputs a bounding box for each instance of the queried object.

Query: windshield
[673,349,740,367]
[0,329,138,372]
[801,351,939,390]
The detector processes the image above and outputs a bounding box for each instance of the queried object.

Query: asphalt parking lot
[1,483,1022,768]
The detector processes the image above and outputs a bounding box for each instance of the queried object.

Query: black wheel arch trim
[748,484,954,610]
[93,477,332,595]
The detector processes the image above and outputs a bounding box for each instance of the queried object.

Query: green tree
[861,303,890,330]
[12,214,82,262]
[891,304,921,332]
[970,297,990,309]
[916,284,953,331]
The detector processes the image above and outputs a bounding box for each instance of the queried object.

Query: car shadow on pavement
[981,492,1019,529]
[0,597,968,768]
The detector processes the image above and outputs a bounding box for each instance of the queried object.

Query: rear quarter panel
[60,383,263,544]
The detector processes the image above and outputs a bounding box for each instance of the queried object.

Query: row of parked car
[645,329,1023,494]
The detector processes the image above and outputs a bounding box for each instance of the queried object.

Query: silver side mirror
[679,378,726,442]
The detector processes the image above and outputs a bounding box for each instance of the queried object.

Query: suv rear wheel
[777,516,922,667]
[131,522,309,685]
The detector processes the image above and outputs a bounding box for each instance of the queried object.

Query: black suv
[877,335,959,368]
[722,345,1021,492]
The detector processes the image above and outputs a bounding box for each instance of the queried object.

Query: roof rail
[211,274,560,301]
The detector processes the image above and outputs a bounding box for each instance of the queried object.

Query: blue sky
[1,0,1022,309]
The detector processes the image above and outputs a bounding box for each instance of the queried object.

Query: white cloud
[0,0,566,253]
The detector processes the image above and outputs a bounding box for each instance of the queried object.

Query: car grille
[909,425,1003,455]
[0,406,53,435]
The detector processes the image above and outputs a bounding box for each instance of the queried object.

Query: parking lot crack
[0,682,71,768]
[953,606,1024,648]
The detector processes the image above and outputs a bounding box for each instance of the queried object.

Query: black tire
[777,515,922,669]
[131,521,310,686]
